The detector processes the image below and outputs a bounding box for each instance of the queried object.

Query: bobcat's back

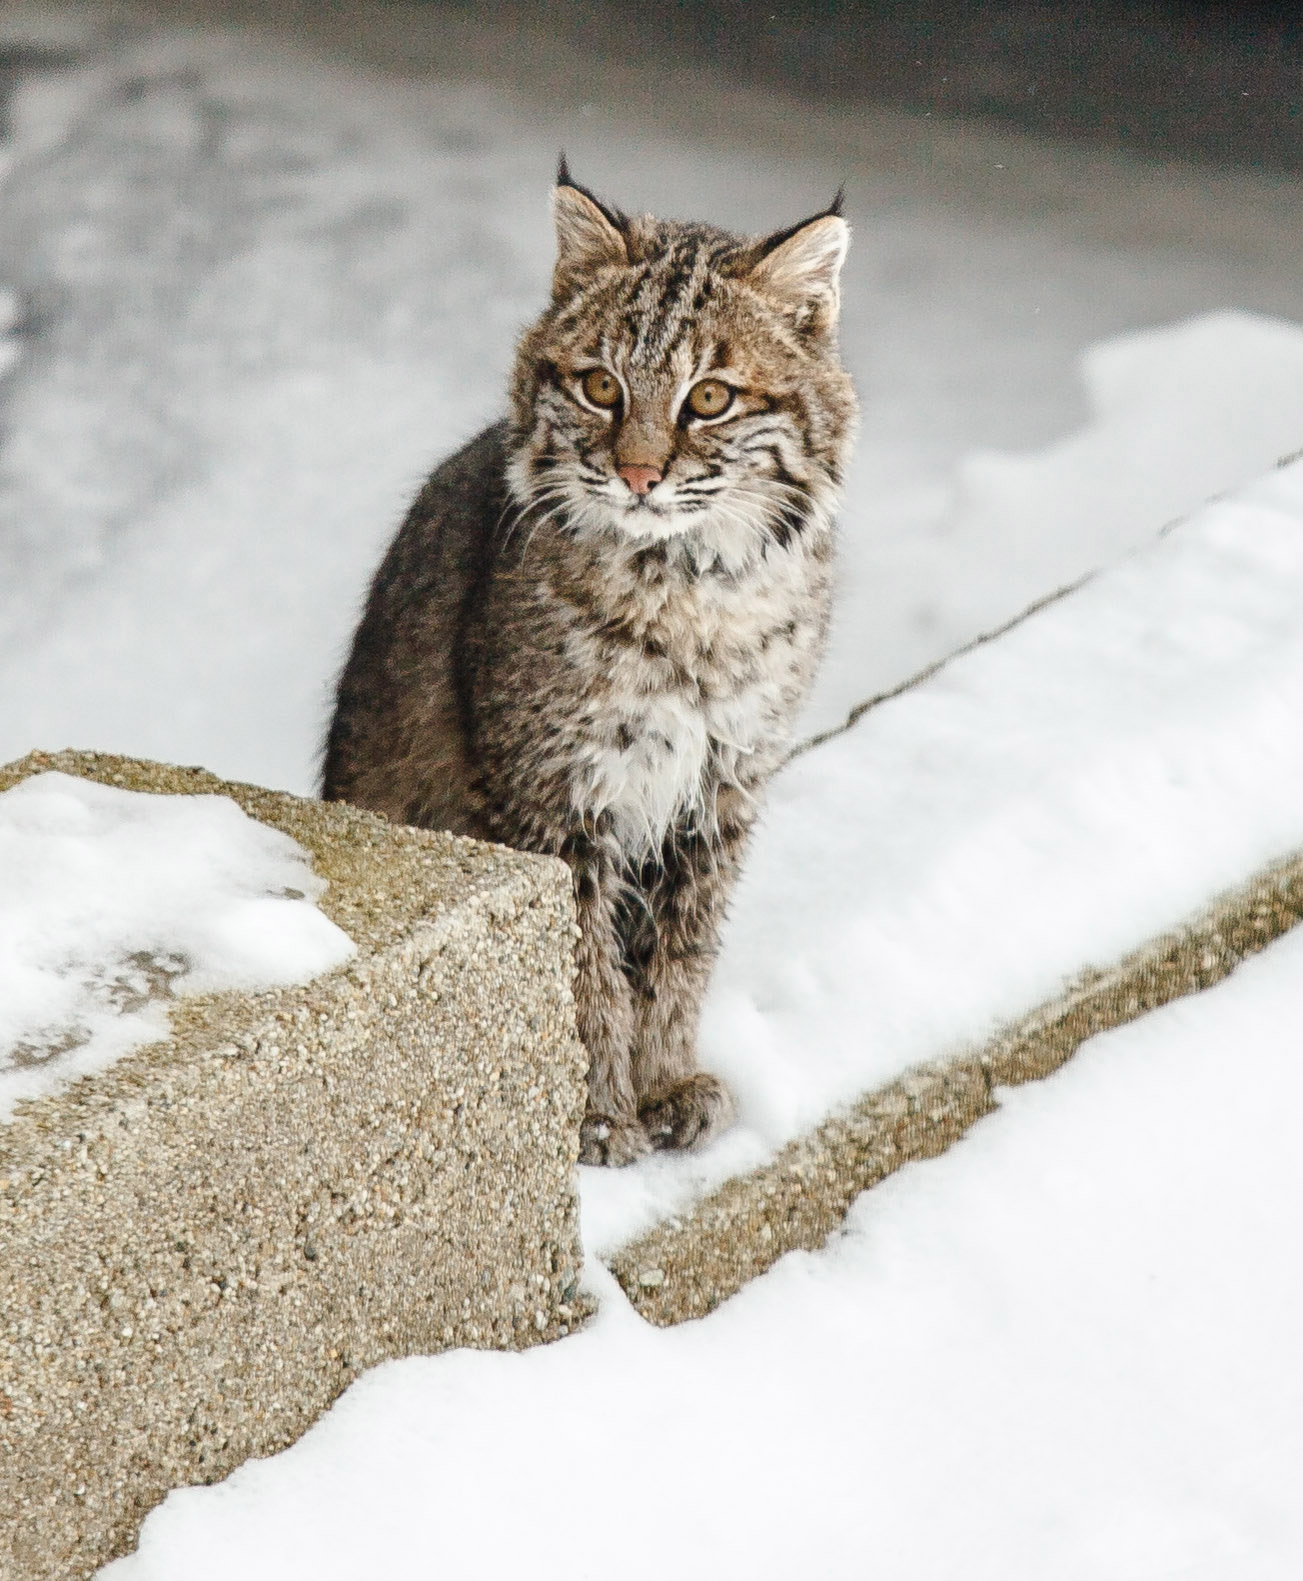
[322,421,510,834]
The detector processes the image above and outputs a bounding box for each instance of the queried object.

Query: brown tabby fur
[323,166,857,1165]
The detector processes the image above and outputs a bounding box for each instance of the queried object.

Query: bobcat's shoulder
[321,421,510,832]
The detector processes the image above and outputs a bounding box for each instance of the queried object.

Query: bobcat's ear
[552,158,628,299]
[748,199,849,339]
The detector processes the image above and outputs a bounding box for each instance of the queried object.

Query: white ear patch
[749,213,849,332]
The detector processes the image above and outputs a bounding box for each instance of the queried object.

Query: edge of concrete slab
[610,848,1303,1325]
[0,747,562,966]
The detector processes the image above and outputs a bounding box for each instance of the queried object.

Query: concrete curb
[0,752,589,1581]
[609,850,1303,1324]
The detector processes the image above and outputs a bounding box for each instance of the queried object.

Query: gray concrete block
[0,751,587,1581]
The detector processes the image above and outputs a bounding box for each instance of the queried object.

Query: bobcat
[323,163,857,1165]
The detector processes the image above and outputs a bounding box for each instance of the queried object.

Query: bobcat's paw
[578,1113,652,1168]
[639,1073,735,1153]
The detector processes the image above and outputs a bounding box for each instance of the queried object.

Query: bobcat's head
[507,162,857,563]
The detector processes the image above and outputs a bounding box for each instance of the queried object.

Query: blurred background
[0,0,1301,794]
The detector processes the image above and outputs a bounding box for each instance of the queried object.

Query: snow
[103,921,1303,1580]
[808,310,1303,731]
[581,455,1303,1252]
[0,772,354,1120]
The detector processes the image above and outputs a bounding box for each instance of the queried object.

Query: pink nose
[618,464,663,497]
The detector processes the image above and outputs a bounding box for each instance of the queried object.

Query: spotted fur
[323,169,857,1165]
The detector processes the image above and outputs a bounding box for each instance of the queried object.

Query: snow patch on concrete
[0,772,354,1118]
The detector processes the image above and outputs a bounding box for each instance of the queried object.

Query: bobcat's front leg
[565,835,650,1167]
[629,790,754,1152]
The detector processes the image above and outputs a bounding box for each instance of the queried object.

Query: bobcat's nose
[617,464,663,497]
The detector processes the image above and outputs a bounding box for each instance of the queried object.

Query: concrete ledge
[0,751,588,1581]
[610,850,1303,1324]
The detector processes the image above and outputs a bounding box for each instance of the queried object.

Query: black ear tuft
[552,157,627,234]
[748,199,849,337]
[758,189,849,261]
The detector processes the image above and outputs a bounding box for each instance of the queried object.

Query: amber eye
[685,378,734,420]
[580,368,622,410]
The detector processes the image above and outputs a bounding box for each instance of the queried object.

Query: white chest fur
[566,536,821,855]
[580,688,712,852]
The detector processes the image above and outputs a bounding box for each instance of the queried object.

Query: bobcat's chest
[580,687,712,852]
[563,550,819,853]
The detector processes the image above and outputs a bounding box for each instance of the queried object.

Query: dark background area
[430,0,1302,173]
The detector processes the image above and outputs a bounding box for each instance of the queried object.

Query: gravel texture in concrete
[610,851,1303,1324]
[0,751,588,1581]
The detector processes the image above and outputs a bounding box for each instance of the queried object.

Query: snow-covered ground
[106,922,1303,1580]
[0,5,1299,1574]
[0,771,353,1118]
[809,310,1303,733]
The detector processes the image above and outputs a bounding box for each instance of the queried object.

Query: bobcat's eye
[580,369,622,410]
[685,378,734,420]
